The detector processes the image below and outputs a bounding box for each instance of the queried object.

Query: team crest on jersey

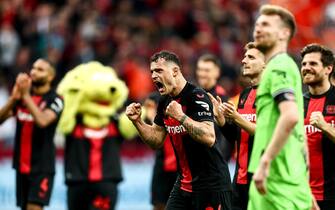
[196,93,205,98]
[195,100,209,111]
[326,105,335,114]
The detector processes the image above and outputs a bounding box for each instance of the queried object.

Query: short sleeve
[270,69,295,99]
[153,96,167,126]
[46,95,64,117]
[188,88,214,122]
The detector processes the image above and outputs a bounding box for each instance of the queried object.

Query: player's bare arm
[126,102,167,149]
[222,101,256,135]
[0,83,21,123]
[17,73,58,128]
[310,111,335,143]
[253,100,298,194]
[166,100,215,147]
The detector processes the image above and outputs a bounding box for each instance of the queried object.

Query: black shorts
[317,200,335,210]
[16,172,54,207]
[67,181,118,210]
[232,183,250,210]
[166,185,232,210]
[151,167,177,205]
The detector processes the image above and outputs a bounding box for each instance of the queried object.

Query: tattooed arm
[181,116,215,147]
[166,100,215,147]
[126,102,167,149]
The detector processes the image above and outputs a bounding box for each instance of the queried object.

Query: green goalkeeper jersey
[248,53,311,209]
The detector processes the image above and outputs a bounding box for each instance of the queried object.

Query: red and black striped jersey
[64,118,123,184]
[234,86,257,185]
[304,85,335,201]
[154,82,232,192]
[13,90,63,174]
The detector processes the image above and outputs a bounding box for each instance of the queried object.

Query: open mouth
[154,81,164,92]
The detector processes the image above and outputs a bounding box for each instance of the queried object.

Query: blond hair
[260,4,296,40]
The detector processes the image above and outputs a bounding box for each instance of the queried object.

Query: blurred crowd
[1,0,335,101]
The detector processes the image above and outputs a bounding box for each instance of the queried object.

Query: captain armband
[273,91,296,104]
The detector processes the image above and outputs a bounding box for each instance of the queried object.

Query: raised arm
[126,102,167,149]
[18,73,62,128]
[309,111,335,143]
[222,101,256,135]
[166,100,215,147]
[0,84,21,123]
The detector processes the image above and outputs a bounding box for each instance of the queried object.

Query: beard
[32,78,48,87]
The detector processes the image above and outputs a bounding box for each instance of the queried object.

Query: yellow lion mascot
[57,61,137,210]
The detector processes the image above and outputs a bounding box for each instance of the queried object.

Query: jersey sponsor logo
[195,100,209,111]
[198,111,212,117]
[50,97,64,114]
[17,110,34,122]
[84,127,109,139]
[165,124,186,134]
[305,120,335,134]
[241,113,256,122]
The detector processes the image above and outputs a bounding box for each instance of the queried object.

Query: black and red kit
[304,85,335,209]
[65,117,124,210]
[151,136,178,205]
[154,82,232,210]
[231,86,257,210]
[13,89,63,207]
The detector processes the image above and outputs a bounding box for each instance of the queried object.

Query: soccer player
[144,92,177,210]
[247,5,312,210]
[210,42,265,210]
[126,51,232,210]
[301,43,335,210]
[195,53,233,162]
[0,58,63,210]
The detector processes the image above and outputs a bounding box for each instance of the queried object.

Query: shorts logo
[195,101,209,111]
[38,178,49,198]
[93,196,110,210]
[206,205,221,210]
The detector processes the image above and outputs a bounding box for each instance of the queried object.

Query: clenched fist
[126,103,142,122]
[166,100,184,121]
[310,111,327,130]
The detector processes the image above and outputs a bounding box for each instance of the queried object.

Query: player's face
[253,14,283,52]
[241,48,265,77]
[30,59,53,86]
[150,58,177,96]
[196,60,220,90]
[301,52,332,86]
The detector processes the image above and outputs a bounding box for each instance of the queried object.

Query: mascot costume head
[57,61,137,139]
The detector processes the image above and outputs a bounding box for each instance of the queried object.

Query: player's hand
[166,100,184,121]
[222,101,238,120]
[208,93,225,126]
[253,155,270,195]
[11,84,21,100]
[126,103,142,122]
[310,111,327,130]
[16,73,32,96]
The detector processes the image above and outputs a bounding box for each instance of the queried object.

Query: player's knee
[26,203,43,210]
